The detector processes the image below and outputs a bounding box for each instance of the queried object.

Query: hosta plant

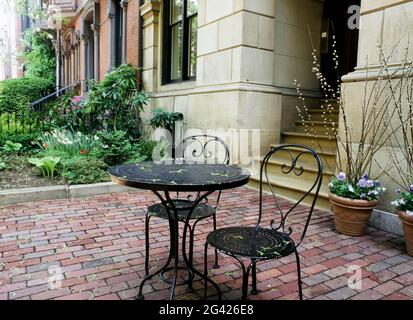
[28,156,60,178]
[1,140,23,153]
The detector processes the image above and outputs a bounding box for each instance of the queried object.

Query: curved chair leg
[251,260,258,295]
[212,213,219,269]
[240,260,251,300]
[294,249,303,301]
[203,242,209,299]
[187,224,194,292]
[144,213,152,276]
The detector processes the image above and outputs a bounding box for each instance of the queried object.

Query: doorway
[320,0,360,89]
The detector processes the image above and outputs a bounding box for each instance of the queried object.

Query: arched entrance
[320,0,361,88]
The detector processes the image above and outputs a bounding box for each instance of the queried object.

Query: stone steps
[247,101,339,211]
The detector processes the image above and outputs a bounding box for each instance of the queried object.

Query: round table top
[108,161,251,192]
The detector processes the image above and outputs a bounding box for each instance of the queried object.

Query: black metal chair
[144,135,230,289]
[203,144,323,300]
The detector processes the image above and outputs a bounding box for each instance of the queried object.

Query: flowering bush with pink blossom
[329,172,386,201]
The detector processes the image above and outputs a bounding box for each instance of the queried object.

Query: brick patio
[0,187,412,300]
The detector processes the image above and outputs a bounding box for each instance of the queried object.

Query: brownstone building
[45,0,141,91]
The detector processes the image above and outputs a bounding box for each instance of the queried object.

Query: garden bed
[0,159,65,190]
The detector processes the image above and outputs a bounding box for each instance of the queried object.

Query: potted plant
[392,188,413,256]
[294,39,405,236]
[329,173,385,236]
[372,45,413,256]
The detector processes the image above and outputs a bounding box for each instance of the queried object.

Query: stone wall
[342,0,413,212]
[140,0,329,159]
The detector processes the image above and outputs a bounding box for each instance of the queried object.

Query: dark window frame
[162,0,198,84]
[114,0,123,67]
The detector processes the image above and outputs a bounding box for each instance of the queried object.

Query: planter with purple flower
[329,173,386,236]
[392,186,413,256]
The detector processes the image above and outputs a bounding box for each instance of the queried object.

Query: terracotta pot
[329,193,378,236]
[399,211,413,257]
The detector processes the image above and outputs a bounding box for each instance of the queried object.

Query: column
[140,0,161,92]
[62,51,67,86]
[91,23,100,81]
[71,45,75,86]
[82,35,89,92]
[55,30,62,91]
[121,0,129,64]
[108,10,115,70]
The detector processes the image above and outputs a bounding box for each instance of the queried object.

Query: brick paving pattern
[0,187,412,300]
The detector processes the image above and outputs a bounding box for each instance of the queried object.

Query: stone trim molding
[0,183,141,206]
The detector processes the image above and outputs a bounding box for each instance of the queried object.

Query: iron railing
[31,84,79,112]
[0,84,79,136]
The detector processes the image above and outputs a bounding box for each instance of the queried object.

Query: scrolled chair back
[257,144,324,247]
[175,135,230,165]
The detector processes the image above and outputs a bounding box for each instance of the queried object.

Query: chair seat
[147,200,216,221]
[207,227,295,259]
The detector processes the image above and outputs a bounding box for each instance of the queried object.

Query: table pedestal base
[136,190,222,301]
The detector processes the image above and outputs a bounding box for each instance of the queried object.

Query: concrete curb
[369,209,403,236]
[0,182,141,206]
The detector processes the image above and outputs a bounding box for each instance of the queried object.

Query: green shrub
[90,130,133,166]
[23,30,56,84]
[0,132,42,152]
[127,139,158,163]
[87,64,148,137]
[0,77,55,113]
[1,140,22,153]
[149,108,184,132]
[61,157,109,185]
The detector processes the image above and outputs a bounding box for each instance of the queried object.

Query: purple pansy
[409,185,413,193]
[337,172,346,181]
[362,174,369,180]
[358,179,368,188]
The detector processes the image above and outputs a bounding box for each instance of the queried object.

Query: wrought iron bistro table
[108,161,250,300]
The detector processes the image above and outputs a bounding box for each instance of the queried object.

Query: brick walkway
[0,187,412,300]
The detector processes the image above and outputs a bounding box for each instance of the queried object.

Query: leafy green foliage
[60,157,109,185]
[149,109,184,132]
[87,64,148,137]
[90,131,133,166]
[0,132,42,152]
[392,189,413,212]
[28,156,60,178]
[329,173,386,201]
[37,129,95,158]
[1,140,22,153]
[23,30,56,83]
[0,158,8,171]
[126,139,158,163]
[0,77,54,113]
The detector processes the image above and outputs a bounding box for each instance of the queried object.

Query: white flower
[348,185,355,193]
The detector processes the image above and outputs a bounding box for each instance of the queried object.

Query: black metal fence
[0,84,79,136]
[0,111,51,135]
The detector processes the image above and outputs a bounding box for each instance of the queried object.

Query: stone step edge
[249,174,330,199]
[0,182,142,206]
[253,157,336,176]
